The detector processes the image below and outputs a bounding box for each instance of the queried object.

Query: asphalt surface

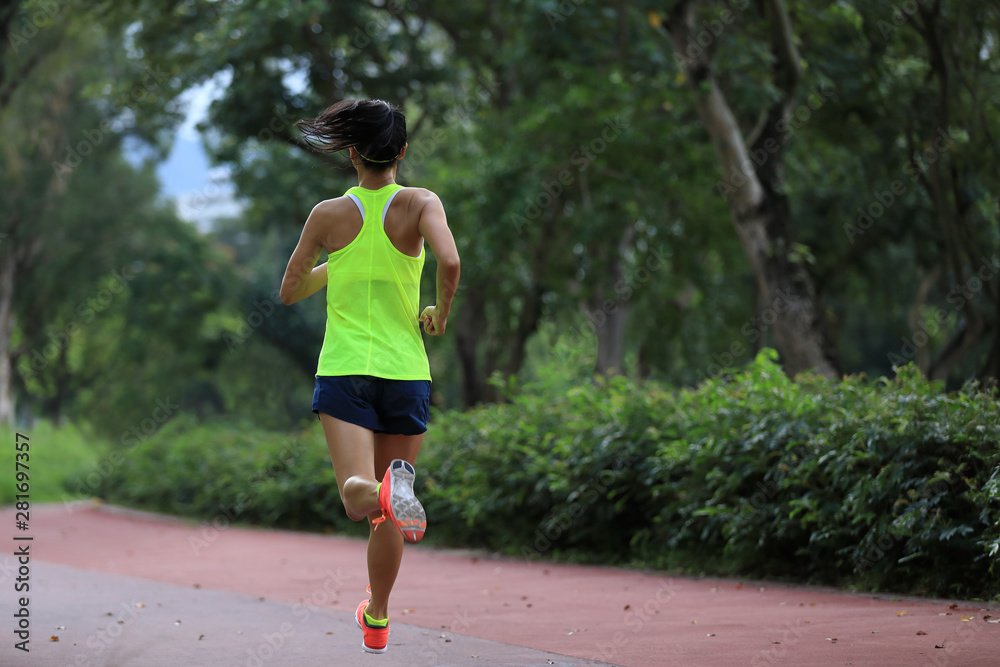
[1,502,997,666]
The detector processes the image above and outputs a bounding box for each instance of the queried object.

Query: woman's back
[315,184,429,380]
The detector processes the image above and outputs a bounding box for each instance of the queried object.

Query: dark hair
[295,99,407,171]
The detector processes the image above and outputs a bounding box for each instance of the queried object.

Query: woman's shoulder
[396,186,442,209]
[311,195,361,217]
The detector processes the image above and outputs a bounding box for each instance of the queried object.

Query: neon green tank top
[316,184,430,380]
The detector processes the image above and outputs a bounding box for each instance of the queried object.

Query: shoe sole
[384,460,426,543]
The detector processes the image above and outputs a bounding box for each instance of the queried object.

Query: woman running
[279,99,460,654]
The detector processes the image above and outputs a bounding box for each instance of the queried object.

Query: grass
[0,421,110,505]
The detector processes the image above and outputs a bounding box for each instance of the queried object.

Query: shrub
[95,350,1000,599]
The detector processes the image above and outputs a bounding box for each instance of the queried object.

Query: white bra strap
[382,189,402,228]
[346,193,365,219]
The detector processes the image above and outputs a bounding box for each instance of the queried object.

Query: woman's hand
[419,305,448,335]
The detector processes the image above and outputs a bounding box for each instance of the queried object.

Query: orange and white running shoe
[355,598,389,653]
[372,459,426,543]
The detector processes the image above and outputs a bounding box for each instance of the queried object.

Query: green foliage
[98,350,1000,599]
[94,416,362,535]
[0,421,109,505]
[421,350,1000,598]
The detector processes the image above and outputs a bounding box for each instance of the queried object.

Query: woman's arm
[280,204,329,305]
[416,190,460,335]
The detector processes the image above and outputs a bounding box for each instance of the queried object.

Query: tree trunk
[660,0,839,379]
[455,285,487,406]
[593,300,630,375]
[0,244,16,425]
[591,221,635,376]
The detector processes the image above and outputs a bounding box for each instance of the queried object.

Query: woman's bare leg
[365,432,423,620]
[318,413,380,522]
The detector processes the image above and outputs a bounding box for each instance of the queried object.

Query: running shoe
[355,599,389,653]
[372,459,426,543]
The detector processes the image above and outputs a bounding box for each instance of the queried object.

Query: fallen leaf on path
[400,609,415,615]
[198,635,205,640]
[897,611,908,616]
[826,637,837,643]
[526,604,532,608]
[623,604,630,611]
[326,632,333,635]
[49,636,59,642]
[961,616,974,622]
[935,644,946,649]
[809,602,817,606]
[949,604,958,610]
[987,620,1000,624]
[56,625,65,630]
[916,631,927,635]
[175,620,181,626]
[706,633,716,637]
[773,641,781,645]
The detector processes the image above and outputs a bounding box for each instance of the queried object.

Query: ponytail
[296,99,407,171]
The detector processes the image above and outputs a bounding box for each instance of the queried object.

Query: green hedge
[95,418,365,536]
[95,350,1000,599]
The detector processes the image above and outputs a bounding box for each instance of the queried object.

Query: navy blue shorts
[312,375,431,436]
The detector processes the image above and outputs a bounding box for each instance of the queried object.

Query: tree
[653,0,840,379]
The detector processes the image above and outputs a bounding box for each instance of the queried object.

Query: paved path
[1,503,998,666]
